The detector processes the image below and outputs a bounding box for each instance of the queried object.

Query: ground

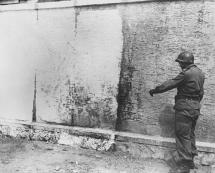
[0,135,212,173]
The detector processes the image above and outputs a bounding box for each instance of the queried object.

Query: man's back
[177,64,205,100]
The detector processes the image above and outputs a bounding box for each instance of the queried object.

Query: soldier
[149,51,205,173]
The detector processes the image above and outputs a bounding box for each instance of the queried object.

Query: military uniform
[152,64,205,168]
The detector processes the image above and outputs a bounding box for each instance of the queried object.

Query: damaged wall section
[36,7,123,129]
[117,1,215,143]
[2,0,215,143]
[0,5,122,130]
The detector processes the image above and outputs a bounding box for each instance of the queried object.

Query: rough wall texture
[117,1,215,142]
[2,0,215,143]
[36,7,122,129]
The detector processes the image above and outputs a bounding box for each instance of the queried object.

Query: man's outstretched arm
[149,72,185,96]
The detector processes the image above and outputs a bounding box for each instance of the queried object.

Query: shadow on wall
[159,104,175,138]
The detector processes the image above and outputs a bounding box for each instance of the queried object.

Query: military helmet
[175,51,194,64]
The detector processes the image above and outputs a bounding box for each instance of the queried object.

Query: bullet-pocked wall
[36,7,122,129]
[117,1,215,143]
[0,5,122,129]
[1,0,215,142]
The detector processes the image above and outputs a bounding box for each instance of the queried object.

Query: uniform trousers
[175,109,199,166]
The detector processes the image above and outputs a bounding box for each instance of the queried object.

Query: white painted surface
[0,11,38,120]
[36,8,122,125]
[0,2,123,127]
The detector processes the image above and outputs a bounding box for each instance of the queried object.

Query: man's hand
[149,89,155,97]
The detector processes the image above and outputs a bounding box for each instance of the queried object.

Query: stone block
[200,153,215,166]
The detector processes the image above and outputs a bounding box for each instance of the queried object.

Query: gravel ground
[0,135,212,173]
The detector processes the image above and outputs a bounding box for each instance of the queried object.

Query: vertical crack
[74,7,80,37]
[32,73,37,122]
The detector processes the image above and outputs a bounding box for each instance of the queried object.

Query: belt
[175,95,200,101]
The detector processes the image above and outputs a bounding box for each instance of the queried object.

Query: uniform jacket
[153,64,205,111]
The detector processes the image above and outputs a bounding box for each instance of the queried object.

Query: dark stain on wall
[116,20,137,130]
[74,7,80,36]
[116,2,215,143]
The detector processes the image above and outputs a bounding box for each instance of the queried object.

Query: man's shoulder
[184,64,201,72]
[184,65,205,77]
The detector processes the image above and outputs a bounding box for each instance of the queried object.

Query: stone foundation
[0,119,215,167]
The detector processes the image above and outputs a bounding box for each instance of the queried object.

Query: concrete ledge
[0,0,148,12]
[115,131,215,153]
[115,131,175,148]
[0,0,208,12]
[0,119,215,165]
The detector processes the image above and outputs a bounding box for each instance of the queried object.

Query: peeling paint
[35,8,122,130]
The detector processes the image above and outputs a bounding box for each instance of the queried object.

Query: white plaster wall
[36,8,122,128]
[34,8,77,123]
[0,11,38,121]
[75,9,122,97]
[0,6,122,128]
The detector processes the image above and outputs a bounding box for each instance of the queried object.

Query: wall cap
[0,0,205,12]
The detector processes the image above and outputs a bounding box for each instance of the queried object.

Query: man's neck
[182,63,195,70]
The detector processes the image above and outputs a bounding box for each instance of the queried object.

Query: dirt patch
[0,135,211,173]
